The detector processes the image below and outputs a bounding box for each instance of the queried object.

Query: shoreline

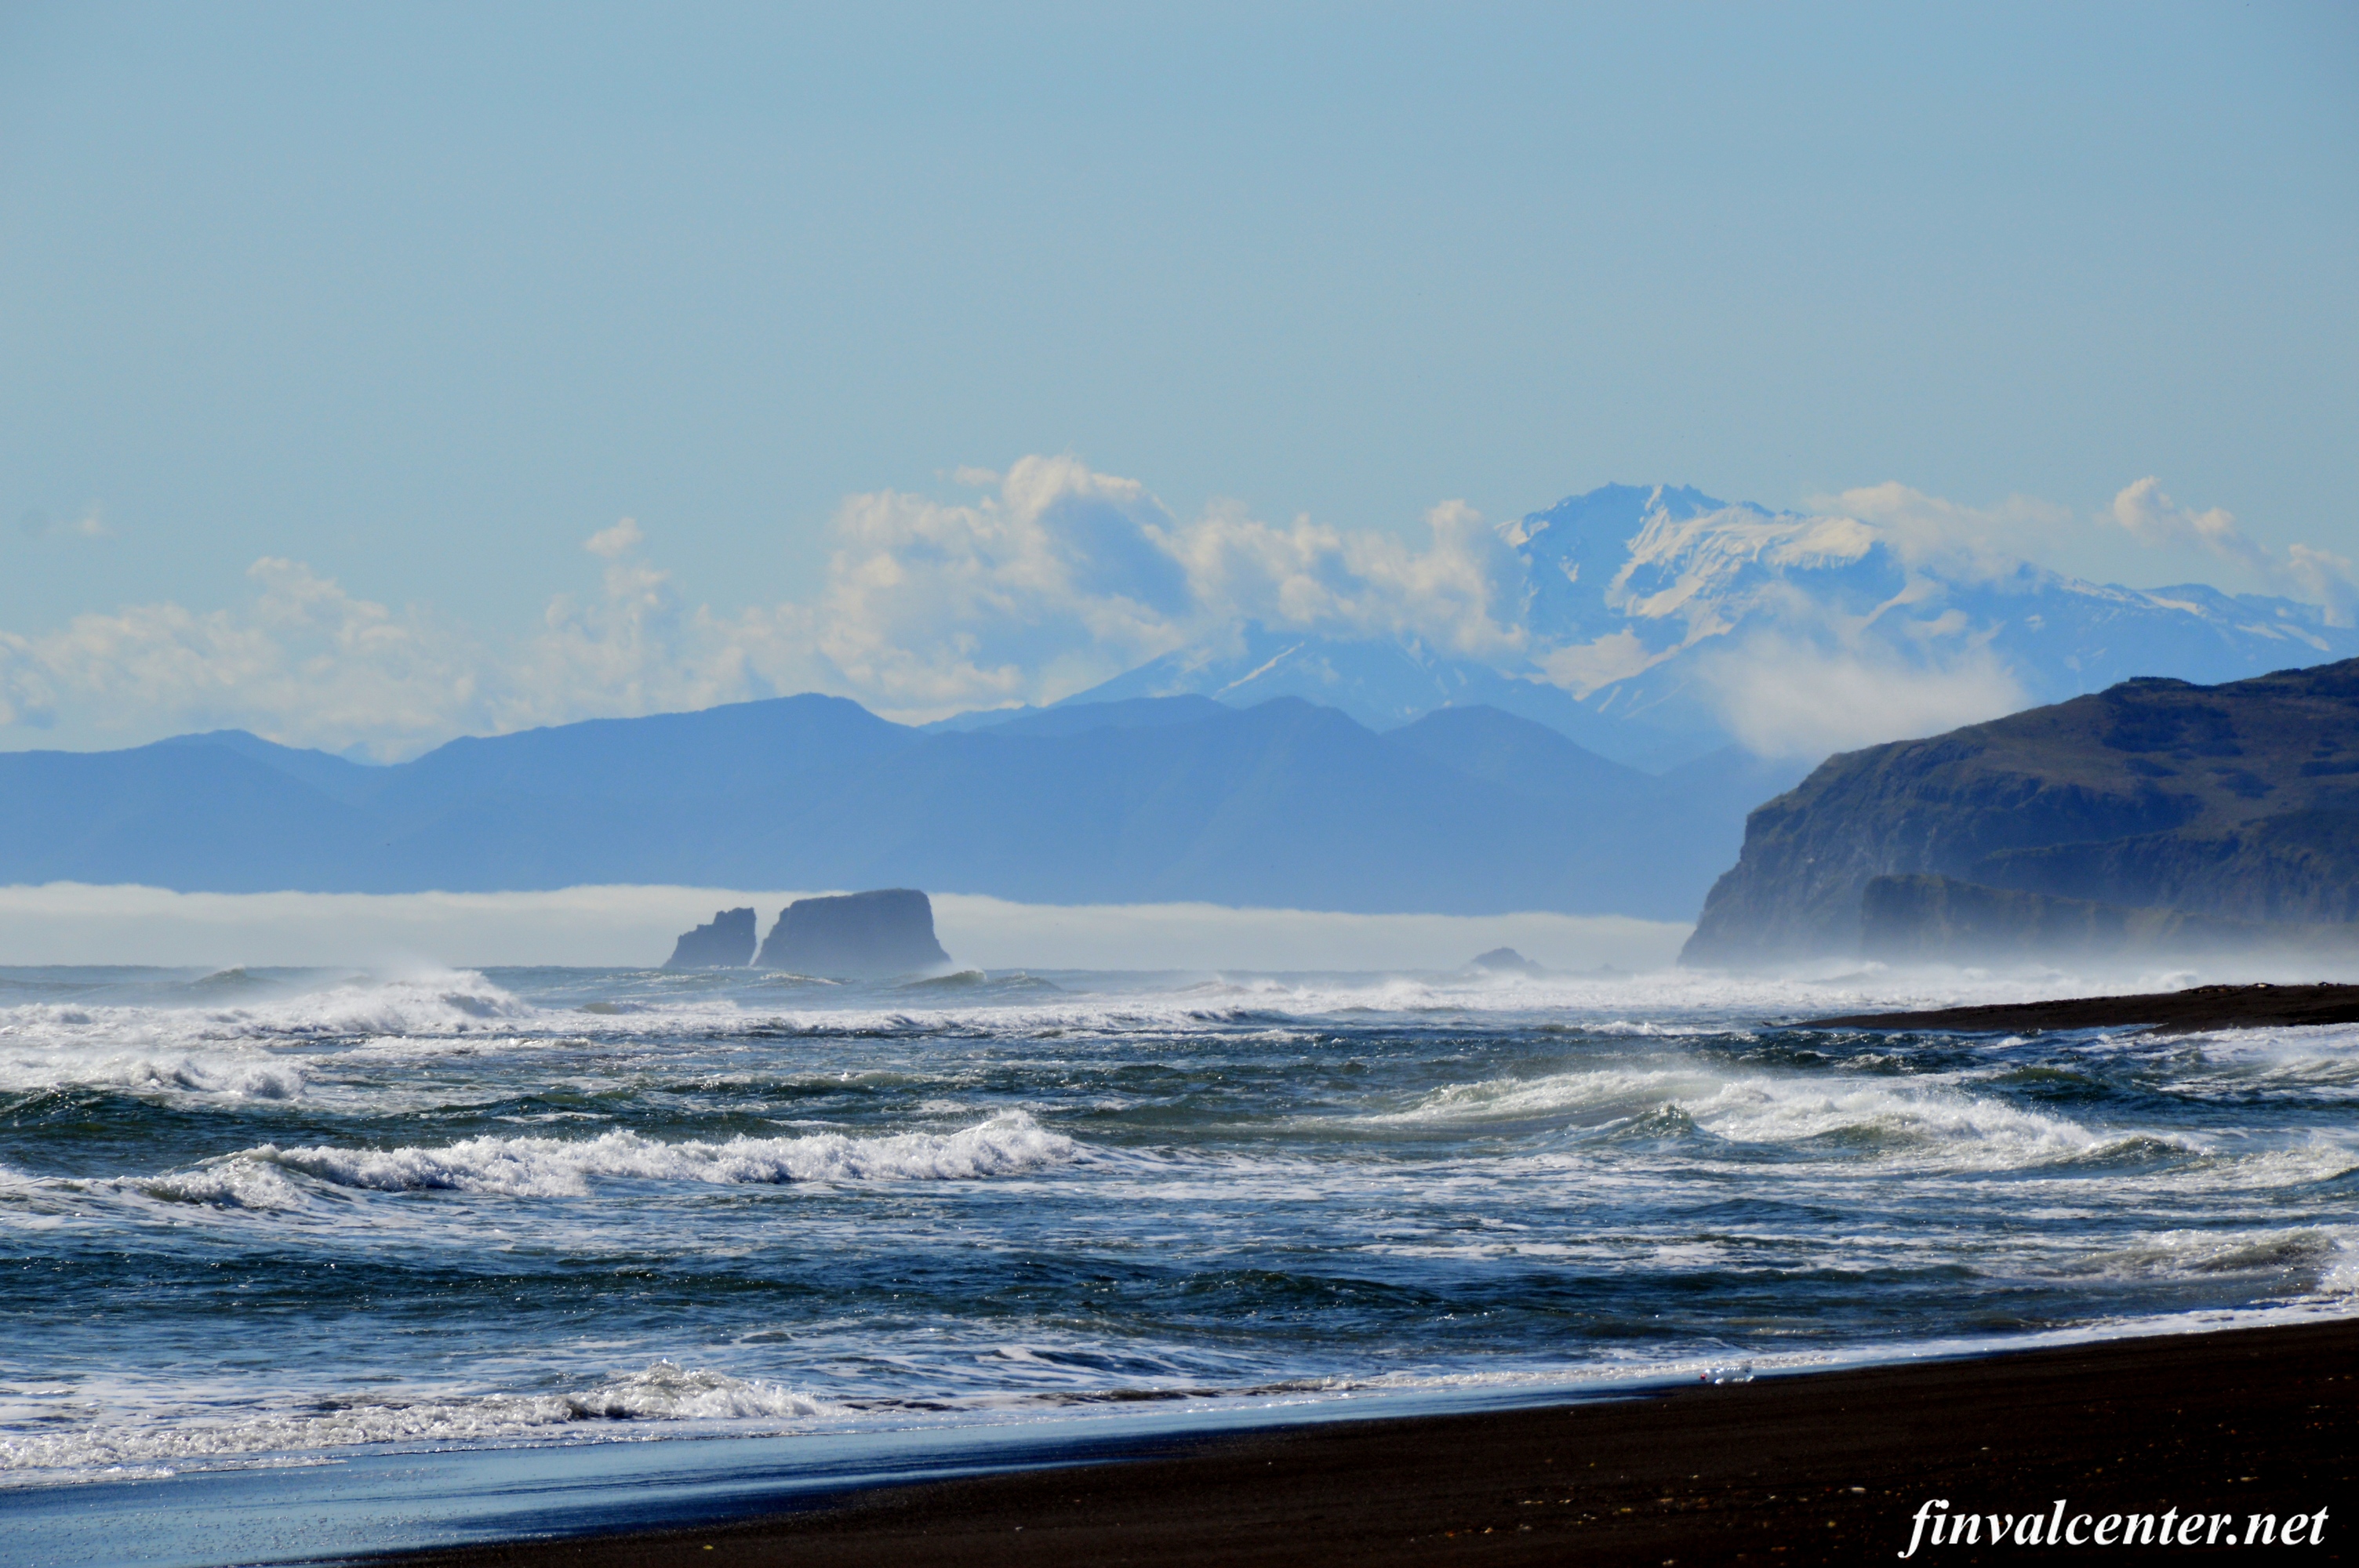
[1802,981,2359,1036]
[370,1315,2358,1567]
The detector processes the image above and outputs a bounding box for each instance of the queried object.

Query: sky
[2,1,2354,757]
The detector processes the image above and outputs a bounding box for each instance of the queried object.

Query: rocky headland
[1683,657,2359,967]
[756,889,952,978]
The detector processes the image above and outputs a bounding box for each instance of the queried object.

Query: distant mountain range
[1043,485,2359,769]
[6,481,2350,924]
[0,695,1801,920]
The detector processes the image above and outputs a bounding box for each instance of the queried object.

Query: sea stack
[756,889,953,978]
[662,907,758,969]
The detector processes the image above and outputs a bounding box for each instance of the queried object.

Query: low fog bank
[0,883,1691,974]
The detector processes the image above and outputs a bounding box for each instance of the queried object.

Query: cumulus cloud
[1694,633,2029,759]
[0,457,1525,753]
[2,459,2337,761]
[2105,477,2355,626]
[1535,628,1662,699]
[2285,543,2359,627]
[804,455,1525,715]
[0,540,810,757]
[1170,497,1527,660]
[808,456,1194,713]
[0,560,482,753]
[583,517,644,559]
[1817,483,2073,581]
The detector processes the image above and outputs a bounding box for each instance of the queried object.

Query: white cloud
[1535,629,1664,699]
[2107,477,2269,572]
[2105,477,2356,626]
[0,560,482,753]
[2285,543,2359,627]
[0,545,793,757]
[1168,497,1527,661]
[1694,633,2028,759]
[1817,482,2074,581]
[807,455,1195,713]
[801,456,1525,717]
[2,460,2339,760]
[583,517,644,559]
[501,557,765,734]
[0,459,1740,752]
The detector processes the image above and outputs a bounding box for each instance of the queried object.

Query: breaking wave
[0,1362,845,1479]
[8,959,2356,1500]
[0,1044,304,1102]
[221,1111,1082,1199]
[1365,1062,2171,1171]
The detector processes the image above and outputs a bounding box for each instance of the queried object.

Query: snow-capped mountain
[1071,484,2355,770]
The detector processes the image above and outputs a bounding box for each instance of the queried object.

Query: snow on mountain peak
[1068,483,2359,768]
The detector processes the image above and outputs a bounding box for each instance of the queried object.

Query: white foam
[133,1161,318,1211]
[242,1111,1082,1197]
[1367,1060,2146,1171]
[198,969,535,1037]
[0,1362,844,1478]
[2054,1225,2356,1292]
[0,969,536,1101]
[0,1043,304,1101]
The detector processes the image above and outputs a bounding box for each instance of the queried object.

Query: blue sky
[2,2,2354,755]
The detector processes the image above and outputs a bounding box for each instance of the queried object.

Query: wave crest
[237,1111,1081,1197]
[0,1362,842,1478]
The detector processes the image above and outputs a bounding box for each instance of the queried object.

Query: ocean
[2,962,2354,1551]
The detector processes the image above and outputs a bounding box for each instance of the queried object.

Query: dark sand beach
[1804,982,2359,1037]
[380,1316,2355,1567]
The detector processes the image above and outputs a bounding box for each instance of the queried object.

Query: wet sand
[1803,982,2359,1036]
[376,1316,2356,1567]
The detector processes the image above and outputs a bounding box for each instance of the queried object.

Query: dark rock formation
[662,907,757,969]
[1469,946,1544,975]
[756,889,952,978]
[1852,873,2357,964]
[1801,982,2359,1036]
[1683,657,2359,967]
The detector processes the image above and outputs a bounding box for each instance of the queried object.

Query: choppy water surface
[2,963,2354,1487]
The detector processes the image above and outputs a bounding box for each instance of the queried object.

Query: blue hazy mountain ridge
[0,741,380,888]
[151,730,387,805]
[6,480,2344,918]
[0,695,1780,919]
[1070,484,2359,769]
[961,694,1234,739]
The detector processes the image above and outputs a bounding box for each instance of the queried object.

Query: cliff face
[663,907,757,968]
[756,889,952,977]
[1682,658,2359,967]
